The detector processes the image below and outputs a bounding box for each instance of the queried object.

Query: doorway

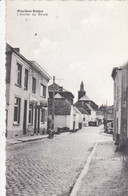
[23,100,27,135]
[34,106,40,135]
[34,107,37,134]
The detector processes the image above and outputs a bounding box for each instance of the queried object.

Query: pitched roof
[30,61,51,80]
[54,93,63,99]
[75,106,89,115]
[6,43,51,80]
[74,101,90,113]
[48,83,74,97]
[49,83,67,92]
[48,98,71,115]
[85,103,94,111]
[79,94,91,101]
[73,106,80,114]
[55,104,71,115]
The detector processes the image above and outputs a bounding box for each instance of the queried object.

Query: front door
[34,107,40,134]
[23,100,27,135]
[73,121,75,132]
[34,107,37,134]
[37,107,40,134]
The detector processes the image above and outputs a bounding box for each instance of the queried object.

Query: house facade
[75,106,89,128]
[48,83,79,132]
[6,43,51,138]
[112,63,128,150]
[48,94,72,132]
[72,106,80,131]
[96,108,105,124]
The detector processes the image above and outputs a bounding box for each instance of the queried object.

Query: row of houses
[48,81,114,134]
[48,82,91,133]
[6,43,51,138]
[6,43,110,139]
[112,63,128,151]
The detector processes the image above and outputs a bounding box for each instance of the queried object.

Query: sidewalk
[6,132,71,145]
[6,134,49,145]
[99,124,113,137]
[73,140,128,196]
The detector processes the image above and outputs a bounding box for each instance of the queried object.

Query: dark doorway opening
[23,100,27,135]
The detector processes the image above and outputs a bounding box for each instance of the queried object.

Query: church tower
[78,81,86,100]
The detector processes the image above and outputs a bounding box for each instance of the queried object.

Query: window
[14,97,21,124]
[24,69,28,90]
[17,63,22,86]
[28,104,33,124]
[40,84,46,98]
[32,77,36,93]
[41,109,45,124]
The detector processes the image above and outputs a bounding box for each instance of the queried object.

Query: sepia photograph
[4,0,128,195]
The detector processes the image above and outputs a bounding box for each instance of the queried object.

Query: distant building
[112,63,128,150]
[73,106,80,131]
[6,43,51,138]
[104,105,113,133]
[75,106,89,128]
[96,108,105,124]
[48,83,79,132]
[75,82,98,126]
[49,83,74,104]
[78,81,98,110]
[78,81,85,100]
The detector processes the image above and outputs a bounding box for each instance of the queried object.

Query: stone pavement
[75,140,128,196]
[6,126,108,196]
[6,128,96,196]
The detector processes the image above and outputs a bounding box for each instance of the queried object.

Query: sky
[6,0,128,106]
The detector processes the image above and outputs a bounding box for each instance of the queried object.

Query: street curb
[6,132,71,145]
[100,133,113,137]
[6,135,48,145]
[70,140,108,196]
[18,136,48,142]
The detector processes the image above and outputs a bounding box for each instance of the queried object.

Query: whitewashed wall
[7,52,49,138]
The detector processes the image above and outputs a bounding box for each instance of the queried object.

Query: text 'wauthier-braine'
[17,9,48,16]
[17,9,43,13]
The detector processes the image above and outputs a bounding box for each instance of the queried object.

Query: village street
[6,126,111,196]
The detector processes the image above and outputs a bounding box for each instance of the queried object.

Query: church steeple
[80,81,84,91]
[78,81,86,100]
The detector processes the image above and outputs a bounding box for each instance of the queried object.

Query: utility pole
[104,100,108,133]
[52,76,55,130]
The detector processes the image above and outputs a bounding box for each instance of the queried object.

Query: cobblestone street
[6,126,109,196]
